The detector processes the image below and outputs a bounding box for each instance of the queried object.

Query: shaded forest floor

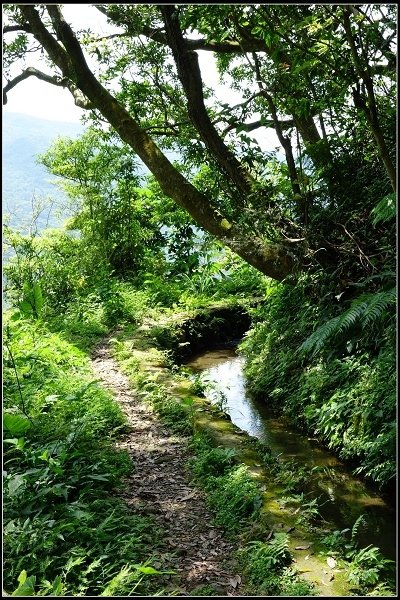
[91,338,244,596]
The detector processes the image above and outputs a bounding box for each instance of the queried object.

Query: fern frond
[300,288,396,355]
[351,514,366,545]
[336,300,367,332]
[247,533,291,568]
[300,315,342,354]
[363,288,396,325]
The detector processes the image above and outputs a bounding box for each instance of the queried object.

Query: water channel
[185,346,396,562]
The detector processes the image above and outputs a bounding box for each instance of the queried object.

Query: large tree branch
[220,117,294,137]
[2,66,92,108]
[214,91,295,135]
[19,6,72,75]
[19,4,296,281]
[3,67,59,103]
[3,24,32,34]
[142,27,269,53]
[159,5,255,198]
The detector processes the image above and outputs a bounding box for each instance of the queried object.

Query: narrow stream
[185,346,396,561]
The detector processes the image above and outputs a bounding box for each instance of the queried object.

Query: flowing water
[186,346,396,561]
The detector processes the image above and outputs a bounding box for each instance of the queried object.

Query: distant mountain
[2,112,83,231]
[2,112,181,233]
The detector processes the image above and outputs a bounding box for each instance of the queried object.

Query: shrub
[206,465,262,532]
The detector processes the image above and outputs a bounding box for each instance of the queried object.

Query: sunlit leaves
[3,413,31,436]
[370,193,396,226]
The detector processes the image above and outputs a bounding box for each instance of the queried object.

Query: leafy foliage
[321,514,396,595]
[189,434,238,480]
[347,545,394,589]
[300,288,396,355]
[204,465,263,532]
[370,193,396,226]
[237,538,315,596]
[245,535,292,572]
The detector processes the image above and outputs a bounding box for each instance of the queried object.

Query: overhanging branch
[3,24,31,34]
[221,117,294,137]
[95,5,268,54]
[160,5,255,197]
[2,66,93,109]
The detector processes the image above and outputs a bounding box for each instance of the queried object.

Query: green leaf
[371,193,396,225]
[18,571,27,585]
[135,565,161,575]
[3,413,31,435]
[86,474,110,481]
[4,520,16,534]
[50,576,64,596]
[19,299,34,315]
[4,437,26,450]
[12,571,36,596]
[32,282,43,315]
[8,474,25,496]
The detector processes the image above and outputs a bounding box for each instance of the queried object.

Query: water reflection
[186,347,396,560]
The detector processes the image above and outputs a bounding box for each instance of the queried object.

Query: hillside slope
[3,112,83,230]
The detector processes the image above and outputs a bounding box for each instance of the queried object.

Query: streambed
[185,346,396,562]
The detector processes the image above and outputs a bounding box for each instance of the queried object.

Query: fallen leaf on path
[229,575,241,588]
[327,557,337,568]
[208,529,218,539]
[179,491,197,502]
[298,568,311,573]
[295,544,311,550]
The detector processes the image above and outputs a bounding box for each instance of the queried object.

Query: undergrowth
[3,315,169,596]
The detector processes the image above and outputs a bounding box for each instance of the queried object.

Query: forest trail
[91,338,244,596]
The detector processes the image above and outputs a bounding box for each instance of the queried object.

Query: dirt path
[91,340,244,596]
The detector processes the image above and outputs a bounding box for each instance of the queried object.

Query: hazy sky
[3,5,110,122]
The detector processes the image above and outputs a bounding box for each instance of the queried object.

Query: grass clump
[189,435,262,534]
[237,537,315,596]
[189,434,238,480]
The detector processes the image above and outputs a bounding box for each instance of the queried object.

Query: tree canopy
[3,4,396,282]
